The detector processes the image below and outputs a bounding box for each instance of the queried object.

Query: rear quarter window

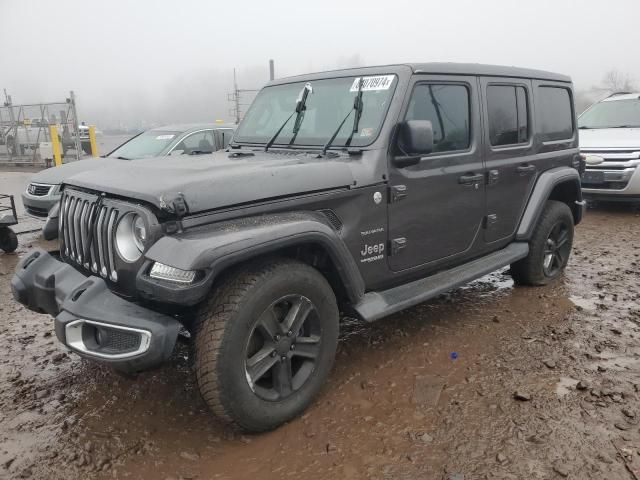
[537,86,574,141]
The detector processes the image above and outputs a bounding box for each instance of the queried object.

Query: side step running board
[354,242,529,322]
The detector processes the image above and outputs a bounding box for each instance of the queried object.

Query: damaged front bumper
[11,249,181,372]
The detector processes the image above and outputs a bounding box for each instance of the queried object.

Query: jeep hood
[579,127,640,150]
[64,151,355,214]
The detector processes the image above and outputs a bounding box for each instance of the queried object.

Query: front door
[387,76,485,272]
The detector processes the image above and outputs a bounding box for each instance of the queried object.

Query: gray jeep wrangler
[12,63,585,432]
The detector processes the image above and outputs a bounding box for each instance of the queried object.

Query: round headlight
[115,213,147,262]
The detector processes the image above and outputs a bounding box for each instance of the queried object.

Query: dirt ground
[1,201,639,480]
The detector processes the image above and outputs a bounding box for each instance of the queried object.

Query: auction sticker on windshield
[350,75,395,92]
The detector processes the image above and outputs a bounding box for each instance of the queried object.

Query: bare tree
[600,69,637,94]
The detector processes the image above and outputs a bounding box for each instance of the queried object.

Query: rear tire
[510,200,574,286]
[0,228,18,253]
[194,259,339,432]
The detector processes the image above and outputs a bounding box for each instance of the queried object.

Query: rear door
[387,75,485,272]
[480,78,538,244]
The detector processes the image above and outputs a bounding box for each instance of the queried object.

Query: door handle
[458,173,484,185]
[516,164,536,174]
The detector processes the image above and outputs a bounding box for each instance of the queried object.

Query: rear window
[537,87,573,141]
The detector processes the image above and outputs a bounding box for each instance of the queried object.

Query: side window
[405,84,470,153]
[487,85,529,146]
[537,87,573,141]
[176,130,215,154]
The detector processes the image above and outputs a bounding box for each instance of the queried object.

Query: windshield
[579,99,640,129]
[233,75,397,148]
[108,130,180,159]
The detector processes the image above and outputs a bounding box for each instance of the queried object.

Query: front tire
[510,200,574,286]
[194,259,339,432]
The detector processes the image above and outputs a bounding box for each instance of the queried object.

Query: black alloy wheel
[542,220,571,278]
[245,294,322,401]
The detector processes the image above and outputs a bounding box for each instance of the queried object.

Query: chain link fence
[0,91,89,167]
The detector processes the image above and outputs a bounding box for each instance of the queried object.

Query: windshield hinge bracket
[389,185,407,203]
[159,192,189,218]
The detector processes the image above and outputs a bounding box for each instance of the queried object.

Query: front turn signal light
[149,262,197,284]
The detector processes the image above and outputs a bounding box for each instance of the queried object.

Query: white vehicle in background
[0,118,55,156]
[66,124,92,154]
[579,92,640,202]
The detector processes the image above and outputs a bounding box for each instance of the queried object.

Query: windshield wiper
[345,78,365,147]
[288,83,313,146]
[115,155,130,160]
[578,126,591,129]
[265,83,313,152]
[321,78,365,155]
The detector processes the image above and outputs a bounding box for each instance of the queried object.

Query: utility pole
[227,66,262,124]
[68,91,81,155]
[233,69,241,124]
[3,89,15,125]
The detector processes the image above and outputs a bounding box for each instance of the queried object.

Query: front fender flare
[142,211,365,305]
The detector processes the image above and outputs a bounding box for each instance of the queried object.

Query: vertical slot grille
[60,191,119,281]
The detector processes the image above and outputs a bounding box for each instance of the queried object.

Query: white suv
[579,93,640,201]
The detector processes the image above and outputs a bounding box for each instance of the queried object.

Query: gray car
[22,123,235,217]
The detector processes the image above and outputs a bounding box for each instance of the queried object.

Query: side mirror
[393,120,433,168]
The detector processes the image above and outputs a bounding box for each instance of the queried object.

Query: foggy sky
[2,0,639,128]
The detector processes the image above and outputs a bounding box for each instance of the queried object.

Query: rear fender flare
[516,167,583,241]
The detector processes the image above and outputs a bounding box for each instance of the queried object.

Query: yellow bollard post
[89,125,99,157]
[50,125,62,166]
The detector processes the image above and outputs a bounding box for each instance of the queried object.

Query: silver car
[22,123,235,217]
[579,93,640,201]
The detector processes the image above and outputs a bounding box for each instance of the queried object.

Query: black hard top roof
[268,63,571,86]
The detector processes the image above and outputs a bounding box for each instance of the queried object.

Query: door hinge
[484,214,498,228]
[389,185,407,203]
[390,237,407,255]
[487,169,499,185]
